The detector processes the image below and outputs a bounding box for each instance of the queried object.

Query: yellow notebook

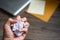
[26,0,59,22]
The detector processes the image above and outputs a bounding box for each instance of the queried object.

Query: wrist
[3,36,14,40]
[3,37,13,40]
[3,33,14,40]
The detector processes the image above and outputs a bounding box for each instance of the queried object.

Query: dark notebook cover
[0,0,30,16]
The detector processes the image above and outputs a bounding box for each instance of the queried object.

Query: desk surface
[0,4,60,40]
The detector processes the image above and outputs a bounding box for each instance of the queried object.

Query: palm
[3,16,29,40]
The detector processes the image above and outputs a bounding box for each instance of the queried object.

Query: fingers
[21,17,27,22]
[18,28,28,33]
[19,22,29,39]
[23,22,29,28]
[17,28,28,40]
[15,15,21,21]
[15,16,27,22]
[8,18,17,24]
[5,15,21,26]
[4,18,18,35]
[5,18,17,28]
[18,21,29,32]
[18,22,29,36]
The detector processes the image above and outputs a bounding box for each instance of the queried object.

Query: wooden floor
[0,4,60,40]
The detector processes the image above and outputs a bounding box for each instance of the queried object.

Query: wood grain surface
[0,4,60,40]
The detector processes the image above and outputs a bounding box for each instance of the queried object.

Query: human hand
[3,16,29,40]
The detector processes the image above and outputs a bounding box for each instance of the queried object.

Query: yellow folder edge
[25,0,59,22]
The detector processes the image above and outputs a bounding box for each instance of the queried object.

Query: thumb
[4,18,17,30]
[3,18,17,37]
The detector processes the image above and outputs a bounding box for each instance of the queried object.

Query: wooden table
[0,4,60,40]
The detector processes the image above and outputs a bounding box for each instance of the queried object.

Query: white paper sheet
[28,0,46,15]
